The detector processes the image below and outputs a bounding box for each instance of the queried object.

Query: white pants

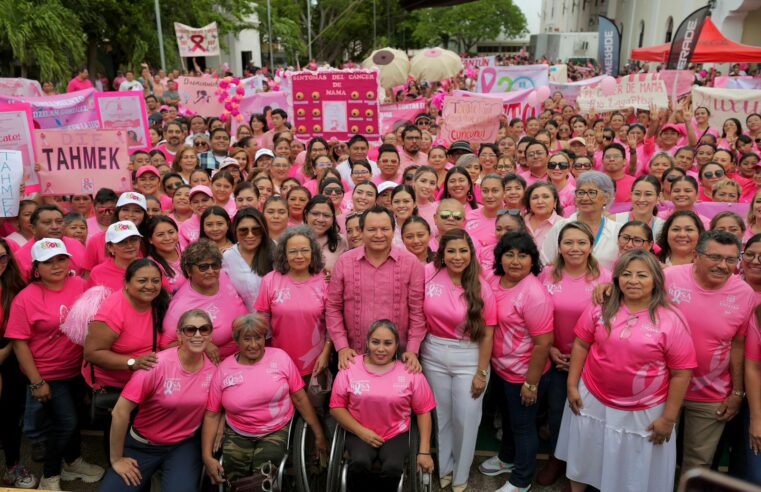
[421,334,484,487]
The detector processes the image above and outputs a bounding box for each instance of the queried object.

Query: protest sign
[0,89,98,130]
[714,76,761,90]
[453,89,538,122]
[0,78,43,97]
[0,150,24,217]
[0,104,38,190]
[691,86,761,130]
[548,75,605,103]
[659,70,695,97]
[94,93,151,152]
[439,95,502,144]
[177,77,225,117]
[232,91,290,135]
[549,65,568,83]
[290,70,381,142]
[241,76,266,96]
[477,64,549,93]
[577,73,668,113]
[462,56,496,70]
[174,22,220,57]
[35,129,131,196]
[380,99,427,135]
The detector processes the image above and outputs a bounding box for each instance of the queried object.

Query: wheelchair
[325,423,432,492]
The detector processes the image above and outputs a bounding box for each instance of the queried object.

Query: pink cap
[660,124,685,136]
[136,165,160,178]
[189,185,213,198]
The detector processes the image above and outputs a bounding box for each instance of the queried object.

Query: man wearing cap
[134,166,161,197]
[179,186,213,248]
[399,125,427,169]
[254,148,275,170]
[198,128,231,172]
[15,205,88,280]
[447,140,474,165]
[88,221,143,291]
[336,135,380,189]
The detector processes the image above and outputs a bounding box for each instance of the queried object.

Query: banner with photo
[94,92,151,152]
[0,103,38,190]
[177,76,225,117]
[232,91,291,135]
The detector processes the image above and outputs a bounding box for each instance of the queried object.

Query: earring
[33,270,40,279]
[467,192,474,202]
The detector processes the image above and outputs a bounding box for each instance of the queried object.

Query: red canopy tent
[631,17,761,63]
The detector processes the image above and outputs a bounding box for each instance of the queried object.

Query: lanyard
[594,217,606,246]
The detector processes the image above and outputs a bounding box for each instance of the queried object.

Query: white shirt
[542,213,623,271]
[222,245,264,313]
[119,80,144,92]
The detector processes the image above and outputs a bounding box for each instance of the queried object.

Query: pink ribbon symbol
[190,34,206,52]
[480,67,497,93]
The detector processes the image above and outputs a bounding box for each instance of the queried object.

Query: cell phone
[678,469,761,492]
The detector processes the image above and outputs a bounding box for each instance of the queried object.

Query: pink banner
[0,89,98,130]
[177,76,224,117]
[453,89,538,122]
[0,103,39,191]
[0,78,43,97]
[610,201,749,219]
[95,93,150,152]
[439,95,502,144]
[290,70,381,142]
[659,70,695,97]
[379,99,427,136]
[34,129,131,196]
[232,91,290,135]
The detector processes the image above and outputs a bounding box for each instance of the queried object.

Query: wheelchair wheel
[407,421,431,492]
[325,426,346,492]
[293,415,328,492]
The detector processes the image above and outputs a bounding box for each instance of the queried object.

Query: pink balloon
[527,91,538,107]
[536,86,551,102]
[600,76,617,96]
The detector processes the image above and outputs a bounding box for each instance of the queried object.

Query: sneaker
[495,482,531,492]
[60,457,105,483]
[478,455,514,476]
[38,475,61,491]
[4,465,37,489]
[439,472,453,489]
[31,442,46,463]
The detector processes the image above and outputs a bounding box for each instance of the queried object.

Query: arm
[717,335,745,422]
[647,369,691,444]
[521,332,554,406]
[746,358,761,453]
[415,412,434,473]
[324,258,349,352]
[291,389,327,454]
[201,411,225,483]
[471,326,494,399]
[12,340,50,402]
[330,407,385,448]
[84,321,157,372]
[566,337,591,415]
[109,397,142,486]
[402,260,426,373]
[627,134,638,175]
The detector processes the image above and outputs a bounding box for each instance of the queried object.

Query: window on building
[583,0,587,10]
[241,51,252,69]
[665,17,674,42]
[639,20,645,48]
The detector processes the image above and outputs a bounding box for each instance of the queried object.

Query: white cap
[377,181,398,194]
[255,149,275,162]
[106,221,142,244]
[31,238,70,262]
[116,191,147,211]
[219,157,240,170]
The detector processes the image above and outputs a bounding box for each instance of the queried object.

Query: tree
[411,0,528,53]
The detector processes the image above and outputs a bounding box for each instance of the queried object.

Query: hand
[520,384,538,406]
[112,457,142,487]
[402,352,422,374]
[314,431,328,458]
[133,353,158,371]
[646,416,675,445]
[471,374,487,399]
[0,345,13,365]
[749,417,761,455]
[205,344,221,365]
[549,347,570,371]
[567,385,583,415]
[204,456,225,484]
[312,350,330,377]
[34,162,42,172]
[716,394,742,422]
[213,421,224,453]
[627,133,638,150]
[338,348,357,370]
[358,427,385,448]
[32,381,51,403]
[416,454,434,473]
[592,283,613,305]
[323,269,332,283]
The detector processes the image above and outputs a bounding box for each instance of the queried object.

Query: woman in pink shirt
[303,196,348,274]
[546,151,575,210]
[465,175,504,254]
[402,216,434,264]
[263,196,289,243]
[441,167,480,210]
[179,186,213,248]
[84,192,148,271]
[8,238,105,489]
[482,232,554,492]
[145,216,185,294]
[524,182,563,261]
[100,310,216,491]
[255,226,330,378]
[88,221,142,292]
[556,250,696,492]
[169,185,192,226]
[286,186,311,227]
[199,206,234,253]
[6,200,37,247]
[535,222,611,487]
[421,229,497,492]
[202,314,327,485]
[330,320,435,490]
[655,210,705,267]
[210,171,236,218]
[412,166,439,230]
[659,176,711,228]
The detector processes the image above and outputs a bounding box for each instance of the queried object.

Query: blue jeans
[26,378,81,477]
[497,375,548,488]
[23,389,51,444]
[98,432,202,491]
[743,407,761,485]
[546,365,568,454]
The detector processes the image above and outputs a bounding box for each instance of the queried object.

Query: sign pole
[154,0,167,71]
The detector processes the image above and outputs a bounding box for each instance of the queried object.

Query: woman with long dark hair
[145,216,185,294]
[441,167,479,210]
[303,195,347,273]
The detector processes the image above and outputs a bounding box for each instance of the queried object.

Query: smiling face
[125,265,162,305]
[402,221,430,259]
[391,191,415,223]
[362,212,394,254]
[285,234,312,275]
[694,239,740,288]
[287,190,309,219]
[345,216,363,249]
[367,325,398,366]
[177,314,212,354]
[264,200,288,233]
[443,238,471,276]
[202,213,229,243]
[529,185,556,218]
[667,216,700,257]
[630,180,659,216]
[37,255,71,284]
[700,164,725,191]
[150,221,178,255]
[352,184,376,213]
[618,258,654,305]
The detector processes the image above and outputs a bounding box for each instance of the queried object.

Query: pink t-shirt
[574,304,697,411]
[88,289,156,389]
[254,272,327,376]
[5,276,87,381]
[206,348,304,436]
[539,266,612,354]
[665,264,755,402]
[746,314,761,362]
[88,257,126,292]
[179,216,200,249]
[329,359,436,441]
[611,174,636,203]
[423,264,497,340]
[161,271,247,359]
[121,347,215,444]
[86,215,106,240]
[465,208,497,254]
[489,274,555,383]
[16,236,88,279]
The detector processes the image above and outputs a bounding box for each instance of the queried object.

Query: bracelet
[30,379,46,391]
[417,452,431,456]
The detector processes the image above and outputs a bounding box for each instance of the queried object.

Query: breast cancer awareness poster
[174,22,220,57]
[289,69,381,143]
[0,103,38,191]
[94,92,151,152]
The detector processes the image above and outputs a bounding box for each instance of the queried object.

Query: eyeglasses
[236,226,262,237]
[574,189,599,199]
[165,182,183,190]
[180,324,213,337]
[702,170,725,179]
[617,234,648,247]
[322,188,344,196]
[604,153,624,160]
[194,262,221,272]
[404,174,415,181]
[194,141,209,147]
[603,135,614,140]
[696,251,740,265]
[287,248,312,257]
[438,211,464,221]
[744,252,761,263]
[526,151,546,158]
[351,169,371,176]
[496,165,513,171]
[547,161,569,170]
[572,162,592,170]
[96,207,116,215]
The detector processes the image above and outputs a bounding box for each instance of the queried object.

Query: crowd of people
[1,59,761,492]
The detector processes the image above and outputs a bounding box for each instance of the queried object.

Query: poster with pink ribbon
[0,103,39,191]
[0,89,98,130]
[379,99,427,135]
[232,91,291,135]
[0,78,43,97]
[34,129,131,196]
[174,22,220,57]
[94,92,150,152]
[290,69,381,143]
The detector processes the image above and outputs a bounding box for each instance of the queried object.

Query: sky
[514,0,541,35]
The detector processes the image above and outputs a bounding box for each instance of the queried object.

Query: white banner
[549,65,568,83]
[174,22,220,57]
[477,64,549,93]
[577,73,668,113]
[691,86,761,130]
[713,76,761,90]
[549,75,605,103]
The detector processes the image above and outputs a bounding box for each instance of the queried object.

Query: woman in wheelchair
[201,313,328,486]
[329,319,436,491]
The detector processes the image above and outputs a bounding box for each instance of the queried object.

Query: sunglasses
[572,163,592,170]
[547,161,569,170]
[194,142,209,147]
[165,182,183,190]
[194,262,221,272]
[497,209,522,217]
[703,170,725,179]
[322,188,344,196]
[603,135,614,140]
[438,211,464,220]
[180,324,213,337]
[96,207,116,215]
[236,226,262,237]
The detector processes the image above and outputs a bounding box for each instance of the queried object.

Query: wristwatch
[127,358,136,371]
[523,381,538,392]
[478,369,488,378]
[732,390,746,399]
